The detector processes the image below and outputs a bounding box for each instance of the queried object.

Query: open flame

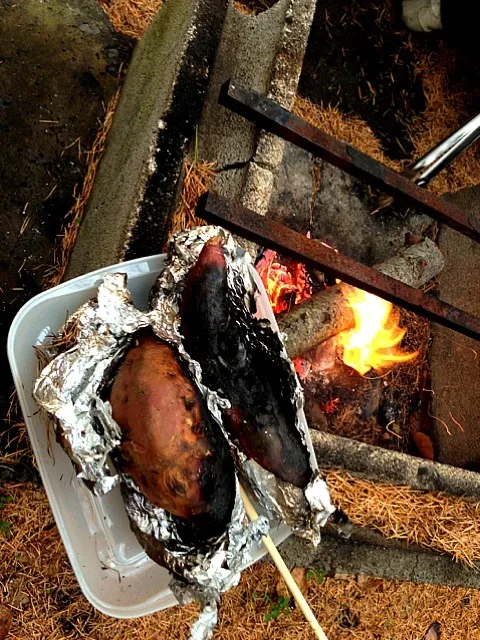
[256,252,417,376]
[337,287,417,375]
[256,249,312,314]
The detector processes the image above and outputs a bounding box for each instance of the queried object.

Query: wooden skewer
[239,485,329,640]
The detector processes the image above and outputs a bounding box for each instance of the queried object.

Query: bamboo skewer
[239,485,329,640]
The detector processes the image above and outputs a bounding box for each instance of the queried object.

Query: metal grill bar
[219,81,480,244]
[199,192,480,342]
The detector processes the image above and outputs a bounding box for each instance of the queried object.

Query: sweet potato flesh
[110,332,223,520]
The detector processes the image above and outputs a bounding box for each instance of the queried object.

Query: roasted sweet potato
[181,238,312,488]
[109,329,234,536]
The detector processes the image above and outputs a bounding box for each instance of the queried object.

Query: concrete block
[430,186,480,469]
[66,0,229,278]
[199,0,316,211]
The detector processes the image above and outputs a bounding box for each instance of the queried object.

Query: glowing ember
[337,287,418,375]
[256,249,312,314]
[256,250,417,376]
[321,397,340,414]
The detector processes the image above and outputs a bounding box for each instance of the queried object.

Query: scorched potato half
[109,329,235,538]
[181,238,312,488]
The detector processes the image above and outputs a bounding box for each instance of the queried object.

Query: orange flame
[256,250,311,314]
[256,252,417,376]
[337,287,418,375]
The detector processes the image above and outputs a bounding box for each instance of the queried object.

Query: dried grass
[294,53,480,198]
[324,468,480,568]
[167,159,216,237]
[407,50,480,195]
[293,97,401,172]
[98,0,163,38]
[3,482,480,639]
[43,89,121,290]
[1,393,30,467]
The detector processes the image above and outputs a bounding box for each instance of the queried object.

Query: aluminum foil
[34,275,148,495]
[154,226,335,544]
[34,270,268,640]
[34,224,335,638]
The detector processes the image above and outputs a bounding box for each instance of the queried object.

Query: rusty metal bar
[199,192,480,342]
[219,81,480,244]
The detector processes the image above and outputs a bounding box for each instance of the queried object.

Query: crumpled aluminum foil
[34,270,268,640]
[34,277,149,494]
[153,226,335,544]
[34,225,335,639]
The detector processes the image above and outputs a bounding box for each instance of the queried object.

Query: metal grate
[196,80,480,342]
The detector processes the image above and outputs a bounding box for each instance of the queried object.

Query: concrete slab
[430,186,480,469]
[199,0,316,212]
[66,0,229,278]
[199,0,296,200]
[268,145,431,265]
[310,162,430,265]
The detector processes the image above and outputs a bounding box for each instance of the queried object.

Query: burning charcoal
[109,329,235,543]
[181,237,311,489]
[256,249,312,314]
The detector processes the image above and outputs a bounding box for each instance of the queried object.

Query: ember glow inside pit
[256,250,430,455]
[257,250,417,375]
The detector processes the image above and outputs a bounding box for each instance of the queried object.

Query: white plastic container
[7,255,291,619]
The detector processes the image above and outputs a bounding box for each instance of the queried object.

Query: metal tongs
[373,112,480,213]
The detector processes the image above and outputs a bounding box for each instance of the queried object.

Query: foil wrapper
[34,225,334,639]
[33,276,148,495]
[154,226,335,544]
[34,270,268,640]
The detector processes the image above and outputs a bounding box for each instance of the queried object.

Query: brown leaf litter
[293,97,402,173]
[2,485,480,640]
[98,0,163,38]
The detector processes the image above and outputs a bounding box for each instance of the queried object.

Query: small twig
[18,216,31,237]
[44,184,57,201]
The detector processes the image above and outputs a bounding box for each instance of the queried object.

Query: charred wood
[278,239,444,359]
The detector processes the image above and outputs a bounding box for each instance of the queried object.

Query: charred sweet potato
[109,329,234,536]
[181,238,311,488]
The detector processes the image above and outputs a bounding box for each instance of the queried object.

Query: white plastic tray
[7,255,291,619]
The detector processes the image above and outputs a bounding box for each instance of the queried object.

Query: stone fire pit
[63,0,480,588]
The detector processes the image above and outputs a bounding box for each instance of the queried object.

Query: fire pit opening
[255,249,432,458]
[235,0,480,473]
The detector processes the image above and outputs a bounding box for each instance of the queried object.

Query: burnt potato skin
[181,239,311,488]
[109,329,234,538]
